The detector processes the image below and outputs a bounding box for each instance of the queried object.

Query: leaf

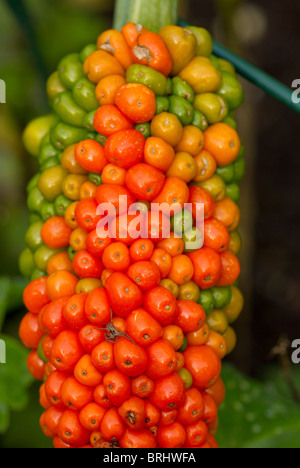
[6,277,28,313]
[259,364,300,401]
[0,276,28,332]
[0,382,52,448]
[0,278,10,331]
[217,364,300,448]
[0,334,33,412]
[0,403,10,434]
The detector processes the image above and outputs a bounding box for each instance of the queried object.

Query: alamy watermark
[0,79,6,103]
[291,339,300,364]
[0,339,6,364]
[96,197,205,250]
[291,79,300,104]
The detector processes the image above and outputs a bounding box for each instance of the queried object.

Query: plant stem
[113,0,131,31]
[178,19,300,115]
[113,0,179,32]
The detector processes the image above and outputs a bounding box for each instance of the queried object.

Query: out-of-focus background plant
[0,0,300,448]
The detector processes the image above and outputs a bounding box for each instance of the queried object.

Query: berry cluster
[20,23,245,448]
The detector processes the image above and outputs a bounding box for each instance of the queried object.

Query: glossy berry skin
[175,300,206,334]
[73,250,103,279]
[115,84,156,124]
[84,288,111,326]
[183,345,222,390]
[75,139,108,173]
[19,312,44,349]
[119,429,157,449]
[58,409,91,446]
[78,325,105,354]
[104,130,145,169]
[144,287,178,326]
[103,370,131,407]
[63,294,88,332]
[157,422,186,448]
[41,217,73,249]
[21,21,246,450]
[23,277,50,315]
[131,375,154,399]
[91,341,115,373]
[50,330,84,373]
[75,198,102,233]
[185,420,208,447]
[188,247,222,290]
[41,297,69,338]
[126,309,163,348]
[150,373,186,412]
[45,371,69,409]
[105,273,144,318]
[146,339,177,380]
[125,163,165,201]
[74,354,103,387]
[27,350,45,380]
[118,396,146,430]
[93,105,133,137]
[79,402,106,431]
[95,184,136,216]
[127,261,161,292]
[61,376,94,411]
[177,388,205,425]
[114,338,148,378]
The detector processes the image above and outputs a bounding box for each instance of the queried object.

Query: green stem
[113,0,179,32]
[178,19,300,115]
[213,42,300,114]
[113,0,131,31]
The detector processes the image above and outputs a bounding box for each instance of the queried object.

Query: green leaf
[0,278,10,331]
[0,334,33,412]
[0,403,10,434]
[259,364,300,401]
[6,277,28,313]
[0,277,28,332]
[218,364,300,448]
[0,382,52,448]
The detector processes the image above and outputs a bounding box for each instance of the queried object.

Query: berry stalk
[113,0,180,33]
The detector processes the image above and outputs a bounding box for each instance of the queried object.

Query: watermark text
[0,339,6,364]
[291,339,300,364]
[96,197,204,249]
[0,79,6,103]
[292,79,300,104]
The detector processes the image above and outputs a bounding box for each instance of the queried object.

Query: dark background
[0,0,299,448]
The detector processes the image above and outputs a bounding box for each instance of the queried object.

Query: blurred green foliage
[0,277,28,328]
[0,335,33,434]
[218,365,300,448]
[0,382,52,448]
